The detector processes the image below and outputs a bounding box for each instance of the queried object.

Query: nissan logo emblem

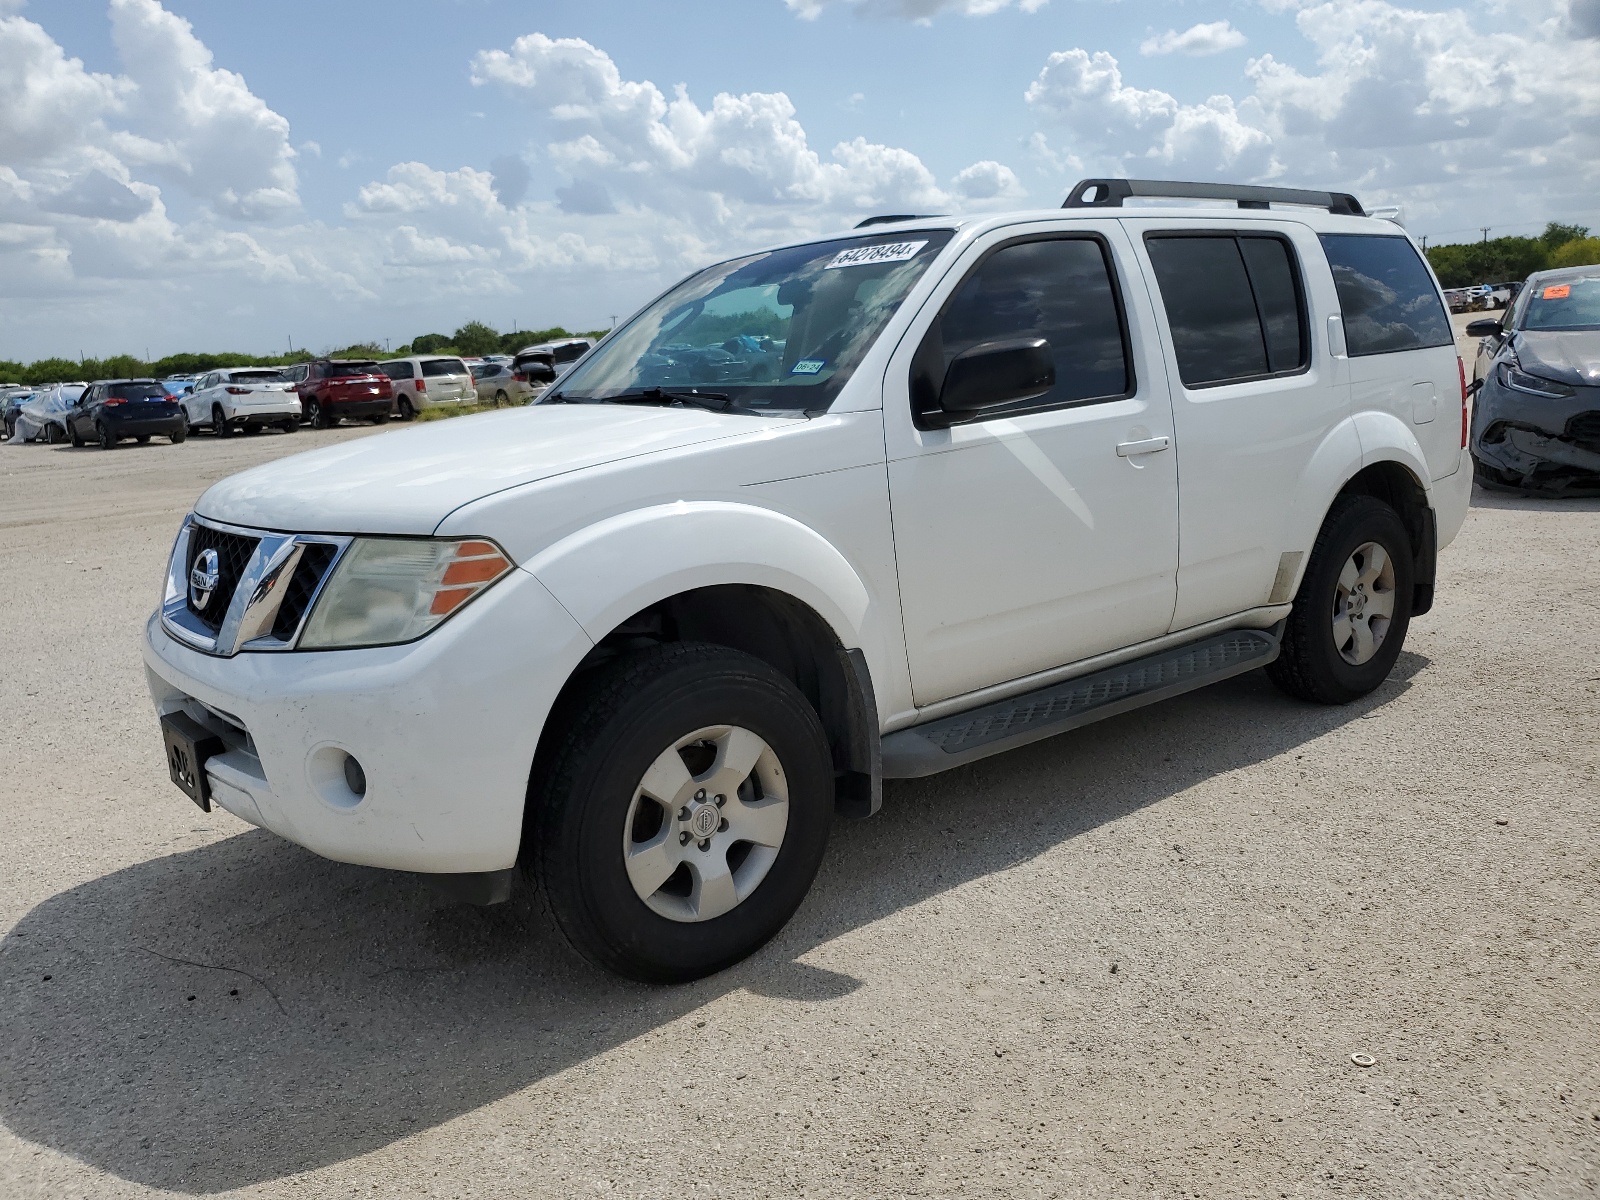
[189,547,221,610]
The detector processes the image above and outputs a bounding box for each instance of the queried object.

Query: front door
[883,224,1180,707]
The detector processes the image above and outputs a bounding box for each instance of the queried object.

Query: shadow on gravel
[0,657,1426,1193]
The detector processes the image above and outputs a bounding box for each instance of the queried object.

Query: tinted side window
[1145,234,1308,387]
[1319,234,1452,355]
[914,236,1131,421]
[553,343,588,363]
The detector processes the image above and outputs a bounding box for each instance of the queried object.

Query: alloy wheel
[1332,540,1396,666]
[621,724,790,923]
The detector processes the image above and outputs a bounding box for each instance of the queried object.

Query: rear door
[883,221,1180,706]
[1124,218,1347,629]
[1320,233,1461,481]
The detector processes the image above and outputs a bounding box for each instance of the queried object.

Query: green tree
[1540,222,1590,251]
[451,320,502,357]
[411,333,451,354]
[1426,236,1549,288]
[1550,237,1600,269]
[331,343,384,359]
[21,357,87,384]
[0,360,25,382]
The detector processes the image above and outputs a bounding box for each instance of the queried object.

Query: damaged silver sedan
[1469,266,1600,495]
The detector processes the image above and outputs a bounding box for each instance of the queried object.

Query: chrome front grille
[161,515,350,656]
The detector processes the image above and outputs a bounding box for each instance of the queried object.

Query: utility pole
[1480,227,1491,243]
[1420,235,1428,251]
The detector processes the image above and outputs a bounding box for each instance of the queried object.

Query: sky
[2,0,1598,361]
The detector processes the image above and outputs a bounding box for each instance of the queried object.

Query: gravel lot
[2,388,1597,1199]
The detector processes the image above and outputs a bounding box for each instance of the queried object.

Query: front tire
[69,423,84,448]
[530,643,834,983]
[1268,495,1414,705]
[494,389,508,407]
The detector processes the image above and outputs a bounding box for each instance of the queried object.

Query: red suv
[283,360,394,428]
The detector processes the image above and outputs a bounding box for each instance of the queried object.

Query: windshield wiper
[594,388,733,412]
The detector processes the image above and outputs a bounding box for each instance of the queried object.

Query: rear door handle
[1116,436,1171,457]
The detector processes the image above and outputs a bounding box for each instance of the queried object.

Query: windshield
[326,362,379,378]
[554,231,954,413]
[108,383,168,401]
[1521,276,1600,332]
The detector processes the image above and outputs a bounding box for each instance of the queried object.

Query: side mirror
[182,386,194,395]
[937,338,1055,420]
[1464,318,1503,338]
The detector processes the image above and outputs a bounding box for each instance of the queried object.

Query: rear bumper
[107,414,184,436]
[321,397,393,419]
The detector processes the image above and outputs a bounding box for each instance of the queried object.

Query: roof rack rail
[854,214,939,228]
[1063,178,1365,217]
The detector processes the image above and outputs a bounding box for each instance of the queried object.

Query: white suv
[183,368,301,436]
[145,179,1471,982]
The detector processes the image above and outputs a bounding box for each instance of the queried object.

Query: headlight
[1500,363,1575,399]
[299,537,513,649]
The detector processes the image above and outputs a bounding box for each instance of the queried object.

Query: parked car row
[1445,282,1521,313]
[2,338,601,449]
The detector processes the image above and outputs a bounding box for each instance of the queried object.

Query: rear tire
[170,425,186,444]
[530,643,834,983]
[309,398,332,429]
[97,423,115,450]
[279,419,297,434]
[371,413,389,425]
[135,434,151,444]
[1268,495,1414,705]
[46,422,65,445]
[397,398,415,422]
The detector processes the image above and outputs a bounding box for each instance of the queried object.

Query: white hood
[194,404,786,534]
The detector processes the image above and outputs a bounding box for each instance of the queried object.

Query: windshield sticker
[825,241,929,270]
[1542,284,1571,300]
[790,359,826,375]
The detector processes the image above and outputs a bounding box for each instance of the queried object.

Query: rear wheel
[279,419,298,434]
[1268,495,1414,705]
[308,398,332,429]
[46,422,65,445]
[371,413,389,425]
[135,434,151,444]
[96,423,116,450]
[397,398,415,422]
[170,425,186,444]
[530,643,834,983]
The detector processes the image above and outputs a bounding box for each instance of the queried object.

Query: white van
[378,356,475,420]
[147,179,1471,982]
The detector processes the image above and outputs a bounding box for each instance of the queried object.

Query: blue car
[65,379,187,448]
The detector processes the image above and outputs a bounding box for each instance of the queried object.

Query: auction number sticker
[1543,284,1571,299]
[790,359,826,375]
[825,240,928,270]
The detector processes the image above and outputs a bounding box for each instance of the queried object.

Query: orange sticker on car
[1543,284,1571,299]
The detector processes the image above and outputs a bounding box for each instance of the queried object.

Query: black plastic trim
[1064,177,1365,216]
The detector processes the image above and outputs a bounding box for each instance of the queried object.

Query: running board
[880,628,1280,779]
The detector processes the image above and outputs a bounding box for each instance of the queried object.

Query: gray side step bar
[881,628,1280,779]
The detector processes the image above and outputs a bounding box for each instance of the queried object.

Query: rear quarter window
[1319,234,1452,356]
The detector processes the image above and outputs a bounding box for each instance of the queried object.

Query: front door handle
[1116,436,1171,457]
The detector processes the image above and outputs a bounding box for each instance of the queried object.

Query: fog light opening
[343,754,368,798]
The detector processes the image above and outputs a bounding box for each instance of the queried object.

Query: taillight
[104,397,126,406]
[415,379,426,392]
[226,386,250,395]
[1458,357,1469,448]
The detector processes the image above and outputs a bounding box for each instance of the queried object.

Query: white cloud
[1027,0,1600,231]
[786,0,1046,18]
[1139,20,1248,57]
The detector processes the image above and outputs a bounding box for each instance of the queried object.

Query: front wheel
[69,423,84,448]
[530,643,834,983]
[46,422,65,445]
[494,389,508,407]
[1268,495,1414,705]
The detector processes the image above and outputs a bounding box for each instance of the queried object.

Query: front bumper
[1472,375,1600,492]
[142,566,592,873]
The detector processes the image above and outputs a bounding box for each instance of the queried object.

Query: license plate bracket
[161,711,225,812]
